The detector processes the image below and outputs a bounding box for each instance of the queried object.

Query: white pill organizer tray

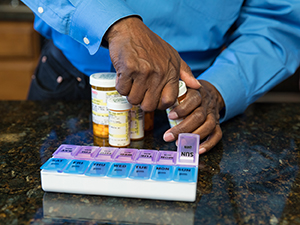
[40,133,200,202]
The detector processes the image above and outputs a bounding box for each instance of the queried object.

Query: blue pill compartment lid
[63,159,91,174]
[40,158,70,172]
[85,161,111,177]
[173,166,197,183]
[107,163,132,178]
[151,165,174,181]
[129,164,152,180]
[176,133,200,166]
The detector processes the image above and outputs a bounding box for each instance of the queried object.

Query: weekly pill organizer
[40,133,200,202]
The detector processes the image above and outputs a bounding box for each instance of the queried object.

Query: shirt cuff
[70,0,141,55]
[198,62,248,123]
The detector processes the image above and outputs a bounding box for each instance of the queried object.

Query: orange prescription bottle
[130,104,145,140]
[144,111,154,131]
[90,73,121,138]
[107,96,132,147]
[166,80,187,128]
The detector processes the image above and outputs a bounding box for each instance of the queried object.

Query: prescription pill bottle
[144,111,154,131]
[130,104,144,140]
[107,96,132,147]
[166,80,187,128]
[90,73,121,138]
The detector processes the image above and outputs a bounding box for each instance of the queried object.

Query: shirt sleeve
[199,0,300,123]
[21,0,141,55]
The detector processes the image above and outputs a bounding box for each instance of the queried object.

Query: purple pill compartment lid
[135,149,158,164]
[156,151,177,165]
[73,146,100,160]
[94,147,119,161]
[176,133,200,166]
[52,144,81,158]
[114,148,138,162]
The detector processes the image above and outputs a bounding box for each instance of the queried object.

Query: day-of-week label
[71,161,84,167]
[180,152,194,157]
[156,167,170,171]
[120,153,133,156]
[161,155,174,159]
[80,149,92,154]
[136,165,147,170]
[178,168,191,172]
[99,151,112,155]
[50,159,64,165]
[140,153,152,158]
[93,163,106,169]
[61,148,73,153]
[114,164,127,168]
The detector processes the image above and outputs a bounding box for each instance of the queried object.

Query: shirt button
[83,37,90,45]
[38,7,44,14]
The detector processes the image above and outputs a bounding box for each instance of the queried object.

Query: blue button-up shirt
[21,0,300,122]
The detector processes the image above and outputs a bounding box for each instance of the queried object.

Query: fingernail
[196,80,202,87]
[168,111,178,119]
[163,132,175,142]
[199,147,206,154]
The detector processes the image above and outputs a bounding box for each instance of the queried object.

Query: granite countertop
[0,101,300,225]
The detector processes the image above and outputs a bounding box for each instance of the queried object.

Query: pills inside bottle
[107,96,132,147]
[166,80,187,128]
[144,111,155,131]
[90,73,121,138]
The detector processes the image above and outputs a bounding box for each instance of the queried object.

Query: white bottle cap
[107,96,132,111]
[178,80,187,97]
[89,72,117,87]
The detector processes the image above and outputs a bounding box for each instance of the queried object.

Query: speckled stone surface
[0,101,299,225]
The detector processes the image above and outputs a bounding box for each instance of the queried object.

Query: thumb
[180,59,202,89]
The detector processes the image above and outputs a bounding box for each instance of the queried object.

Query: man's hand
[163,80,225,154]
[104,16,200,111]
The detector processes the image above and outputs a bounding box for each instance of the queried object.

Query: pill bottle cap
[89,72,117,87]
[178,80,187,97]
[107,96,132,111]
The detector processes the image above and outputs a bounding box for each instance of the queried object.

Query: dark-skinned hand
[104,16,201,111]
[163,80,225,154]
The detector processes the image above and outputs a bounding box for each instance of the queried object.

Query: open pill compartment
[40,133,200,202]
